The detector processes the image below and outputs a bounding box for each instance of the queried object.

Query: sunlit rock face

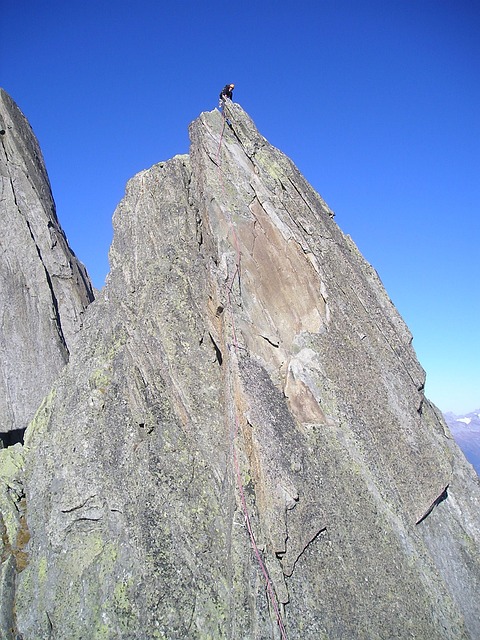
[1,92,480,639]
[0,89,94,438]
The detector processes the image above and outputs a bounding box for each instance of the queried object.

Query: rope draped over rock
[215,106,288,640]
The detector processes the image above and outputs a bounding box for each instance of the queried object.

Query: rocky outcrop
[0,89,94,439]
[0,89,94,640]
[2,96,480,638]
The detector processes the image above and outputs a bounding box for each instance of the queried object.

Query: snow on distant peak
[457,417,472,425]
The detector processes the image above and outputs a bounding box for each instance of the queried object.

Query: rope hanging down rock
[215,105,288,640]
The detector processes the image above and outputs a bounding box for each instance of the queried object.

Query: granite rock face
[0,89,94,639]
[0,89,94,438]
[2,96,480,639]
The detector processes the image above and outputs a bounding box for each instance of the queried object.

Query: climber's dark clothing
[219,84,234,101]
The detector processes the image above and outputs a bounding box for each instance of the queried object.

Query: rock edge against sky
[1,90,479,639]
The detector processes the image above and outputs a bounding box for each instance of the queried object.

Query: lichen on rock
[0,90,479,638]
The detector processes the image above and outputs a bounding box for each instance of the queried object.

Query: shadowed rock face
[0,89,94,639]
[0,89,94,438]
[1,96,479,639]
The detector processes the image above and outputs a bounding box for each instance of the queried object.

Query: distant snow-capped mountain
[444,409,480,476]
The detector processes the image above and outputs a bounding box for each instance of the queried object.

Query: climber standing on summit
[219,83,234,108]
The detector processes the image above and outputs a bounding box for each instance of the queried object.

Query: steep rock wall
[0,89,94,639]
[0,89,94,437]
[9,101,480,639]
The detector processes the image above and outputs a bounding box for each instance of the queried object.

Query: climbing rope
[216,106,288,640]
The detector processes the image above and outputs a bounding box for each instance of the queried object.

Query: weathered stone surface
[0,444,28,640]
[0,89,94,437]
[7,99,480,638]
[0,88,94,640]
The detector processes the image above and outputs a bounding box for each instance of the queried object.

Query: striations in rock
[1,95,479,639]
[0,89,95,639]
[0,89,94,440]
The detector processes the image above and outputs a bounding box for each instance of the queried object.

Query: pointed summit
[2,97,479,639]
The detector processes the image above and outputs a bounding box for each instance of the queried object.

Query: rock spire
[0,89,94,439]
[1,93,479,639]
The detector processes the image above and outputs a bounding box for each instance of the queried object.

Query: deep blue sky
[1,1,478,414]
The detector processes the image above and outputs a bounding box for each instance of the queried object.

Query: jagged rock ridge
[0,89,94,439]
[0,89,95,639]
[1,93,479,639]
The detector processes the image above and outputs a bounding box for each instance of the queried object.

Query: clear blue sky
[1,1,478,414]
